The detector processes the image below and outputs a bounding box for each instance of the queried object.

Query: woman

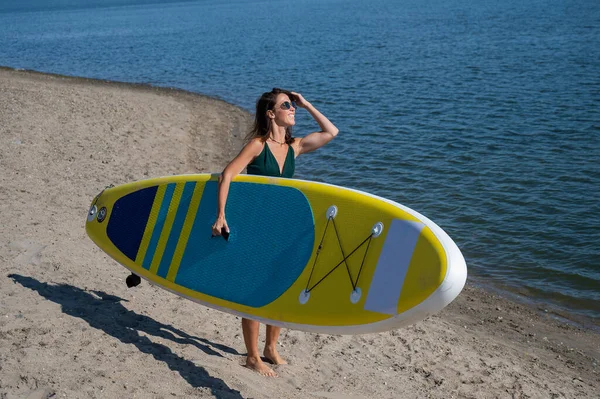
[211,88,339,377]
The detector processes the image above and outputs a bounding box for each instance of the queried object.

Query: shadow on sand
[8,274,244,398]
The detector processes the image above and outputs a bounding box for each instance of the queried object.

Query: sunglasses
[274,101,296,110]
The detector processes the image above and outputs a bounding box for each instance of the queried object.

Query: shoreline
[466,275,599,332]
[0,65,250,114]
[1,67,598,398]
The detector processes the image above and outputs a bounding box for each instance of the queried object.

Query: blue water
[1,0,599,321]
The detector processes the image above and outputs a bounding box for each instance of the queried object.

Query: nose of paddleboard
[363,219,467,317]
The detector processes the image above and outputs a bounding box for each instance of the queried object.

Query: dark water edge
[3,66,598,332]
[468,275,600,332]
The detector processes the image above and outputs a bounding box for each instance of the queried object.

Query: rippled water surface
[1,0,599,319]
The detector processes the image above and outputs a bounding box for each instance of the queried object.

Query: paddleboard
[86,174,467,334]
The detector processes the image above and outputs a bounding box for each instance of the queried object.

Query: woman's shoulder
[240,137,264,162]
[245,137,265,151]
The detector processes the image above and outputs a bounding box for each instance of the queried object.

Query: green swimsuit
[247,142,295,178]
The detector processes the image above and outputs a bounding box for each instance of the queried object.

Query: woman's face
[271,93,296,127]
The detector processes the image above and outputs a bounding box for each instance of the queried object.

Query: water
[1,0,599,321]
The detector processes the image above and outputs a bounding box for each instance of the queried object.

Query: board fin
[126,273,141,288]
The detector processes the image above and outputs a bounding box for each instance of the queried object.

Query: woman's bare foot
[245,355,277,377]
[263,346,287,365]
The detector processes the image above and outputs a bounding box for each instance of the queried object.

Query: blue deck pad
[176,181,315,308]
[107,185,158,261]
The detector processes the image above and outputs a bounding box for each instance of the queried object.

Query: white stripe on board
[364,219,425,315]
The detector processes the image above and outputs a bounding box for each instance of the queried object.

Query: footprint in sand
[10,240,46,266]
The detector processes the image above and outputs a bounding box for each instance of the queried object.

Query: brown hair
[245,88,296,144]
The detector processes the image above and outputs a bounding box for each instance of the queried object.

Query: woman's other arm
[292,92,339,155]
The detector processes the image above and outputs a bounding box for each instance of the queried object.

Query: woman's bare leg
[242,318,276,376]
[264,325,287,365]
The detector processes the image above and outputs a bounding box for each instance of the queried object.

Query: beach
[0,67,598,398]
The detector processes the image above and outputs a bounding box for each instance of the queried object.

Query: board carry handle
[211,227,230,241]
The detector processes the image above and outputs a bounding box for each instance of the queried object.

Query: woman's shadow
[8,274,244,399]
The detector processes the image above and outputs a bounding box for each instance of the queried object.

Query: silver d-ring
[299,289,310,304]
[372,222,384,238]
[350,288,362,304]
[87,205,98,222]
[326,205,338,219]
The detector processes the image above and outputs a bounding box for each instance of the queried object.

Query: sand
[0,67,598,399]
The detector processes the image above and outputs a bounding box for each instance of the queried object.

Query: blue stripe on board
[142,183,176,271]
[156,182,197,279]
